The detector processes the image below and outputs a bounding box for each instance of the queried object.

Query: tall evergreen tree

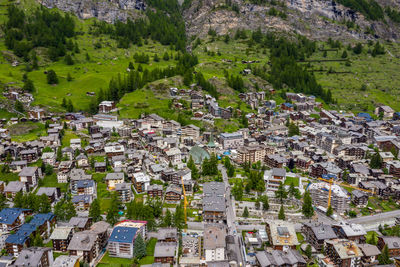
[278,205,285,220]
[302,191,314,218]
[89,198,102,222]
[133,235,146,259]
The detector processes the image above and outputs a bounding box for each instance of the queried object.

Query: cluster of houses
[0,88,400,266]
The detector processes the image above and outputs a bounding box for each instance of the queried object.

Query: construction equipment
[181,175,188,224]
[317,176,375,208]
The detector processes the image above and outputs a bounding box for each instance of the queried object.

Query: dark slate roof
[72,195,92,204]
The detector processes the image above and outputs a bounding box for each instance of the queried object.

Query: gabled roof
[0,208,28,225]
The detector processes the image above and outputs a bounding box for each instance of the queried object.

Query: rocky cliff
[40,0,146,22]
[183,0,400,41]
[38,0,400,41]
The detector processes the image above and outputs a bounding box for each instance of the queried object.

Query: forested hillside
[0,0,400,125]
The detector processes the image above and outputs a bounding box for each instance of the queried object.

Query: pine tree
[67,73,73,81]
[33,233,44,247]
[341,50,348,58]
[15,100,24,113]
[242,207,249,218]
[133,235,146,259]
[163,51,170,61]
[326,205,333,217]
[163,209,172,226]
[302,191,314,218]
[370,152,383,169]
[106,192,120,225]
[14,192,23,208]
[89,198,102,222]
[378,245,393,264]
[275,182,287,203]
[260,195,269,211]
[278,205,285,220]
[23,79,35,92]
[39,194,51,213]
[47,70,58,84]
[305,244,312,258]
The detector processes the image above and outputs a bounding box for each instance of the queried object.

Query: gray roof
[271,168,286,177]
[157,228,178,241]
[256,249,306,267]
[105,172,124,180]
[67,231,97,251]
[53,255,80,267]
[90,221,110,234]
[18,167,37,177]
[115,183,132,191]
[13,247,51,267]
[358,243,380,257]
[68,217,89,228]
[203,182,226,212]
[154,242,176,257]
[4,181,24,193]
[204,225,226,250]
[352,190,367,198]
[50,227,73,240]
[304,222,337,240]
[380,236,400,249]
[36,187,57,197]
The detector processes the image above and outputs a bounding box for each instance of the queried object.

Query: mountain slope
[183,0,400,41]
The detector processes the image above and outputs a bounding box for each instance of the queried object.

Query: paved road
[219,164,246,266]
[347,209,400,230]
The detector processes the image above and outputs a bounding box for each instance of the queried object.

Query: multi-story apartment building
[203,182,226,223]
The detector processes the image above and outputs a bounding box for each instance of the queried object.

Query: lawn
[61,130,80,148]
[296,232,304,242]
[53,252,68,259]
[284,177,299,187]
[0,172,20,183]
[98,251,133,266]
[365,231,378,244]
[39,173,68,192]
[8,122,46,142]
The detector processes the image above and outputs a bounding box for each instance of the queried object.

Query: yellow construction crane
[317,177,375,208]
[181,175,188,224]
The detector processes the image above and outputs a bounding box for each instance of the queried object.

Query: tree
[67,73,73,82]
[288,122,300,137]
[326,205,333,217]
[14,192,23,208]
[54,199,77,221]
[278,205,285,220]
[15,100,24,113]
[305,244,312,258]
[275,183,287,203]
[370,152,383,169]
[65,54,74,65]
[367,231,377,245]
[353,43,363,54]
[39,194,51,213]
[0,194,7,210]
[232,180,244,201]
[260,195,269,211]
[106,192,120,225]
[133,235,146,259]
[288,182,297,198]
[89,198,102,222]
[23,79,35,92]
[33,232,44,247]
[163,209,173,227]
[302,191,314,218]
[378,245,393,265]
[163,51,170,61]
[243,207,249,218]
[47,70,58,84]
[341,50,348,58]
[255,200,260,210]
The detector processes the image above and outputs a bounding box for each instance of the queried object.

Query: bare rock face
[40,0,146,22]
[183,0,400,41]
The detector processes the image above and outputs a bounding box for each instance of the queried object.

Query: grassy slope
[1,0,400,120]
